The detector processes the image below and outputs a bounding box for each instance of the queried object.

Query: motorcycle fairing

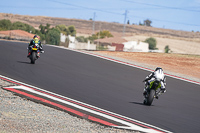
[149,80,161,90]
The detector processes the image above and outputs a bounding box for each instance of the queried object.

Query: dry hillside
[1,13,200,40]
[1,13,200,54]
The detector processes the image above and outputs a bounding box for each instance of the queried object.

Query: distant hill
[0,30,35,40]
[0,13,199,40]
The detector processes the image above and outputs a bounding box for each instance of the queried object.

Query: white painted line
[5,85,171,133]
[1,75,172,133]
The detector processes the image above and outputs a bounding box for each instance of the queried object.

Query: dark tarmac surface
[0,40,200,133]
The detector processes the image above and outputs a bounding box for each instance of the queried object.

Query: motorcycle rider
[27,35,44,57]
[143,67,166,98]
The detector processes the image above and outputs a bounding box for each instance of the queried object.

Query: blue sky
[1,0,200,32]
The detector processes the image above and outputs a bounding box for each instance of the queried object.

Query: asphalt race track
[0,40,200,133]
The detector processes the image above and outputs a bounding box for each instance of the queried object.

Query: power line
[47,0,199,27]
[121,0,200,13]
[2,1,199,28]
[128,14,200,27]
[0,5,79,10]
[47,0,123,16]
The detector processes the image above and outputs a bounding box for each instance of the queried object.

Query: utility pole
[97,23,101,45]
[122,10,128,37]
[92,12,96,35]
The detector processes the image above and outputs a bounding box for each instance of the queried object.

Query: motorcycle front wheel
[144,89,155,106]
[30,52,36,64]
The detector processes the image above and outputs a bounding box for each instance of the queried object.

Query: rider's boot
[37,52,40,58]
[143,89,147,96]
[27,52,31,57]
[143,81,149,96]
[161,88,166,93]
[143,87,148,96]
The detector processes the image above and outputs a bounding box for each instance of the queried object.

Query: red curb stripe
[0,76,171,131]
[20,84,158,129]
[3,87,117,127]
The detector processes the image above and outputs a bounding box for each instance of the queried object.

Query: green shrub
[76,36,88,43]
[144,37,157,50]
[0,19,12,30]
[11,21,35,33]
[68,25,76,36]
[46,28,60,45]
[165,45,170,53]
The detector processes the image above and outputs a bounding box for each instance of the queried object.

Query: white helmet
[154,67,164,81]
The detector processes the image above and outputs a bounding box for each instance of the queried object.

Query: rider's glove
[161,88,166,93]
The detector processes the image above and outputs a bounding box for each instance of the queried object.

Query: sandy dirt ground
[124,35,200,55]
[93,51,200,82]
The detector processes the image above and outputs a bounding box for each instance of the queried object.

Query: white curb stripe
[1,75,172,133]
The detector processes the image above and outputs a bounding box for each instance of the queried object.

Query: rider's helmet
[33,37,39,44]
[154,67,164,81]
[155,67,162,71]
[33,35,38,39]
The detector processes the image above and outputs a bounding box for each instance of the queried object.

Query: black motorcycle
[28,43,41,64]
[143,80,162,106]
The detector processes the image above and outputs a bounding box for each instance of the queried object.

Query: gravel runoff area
[0,79,139,133]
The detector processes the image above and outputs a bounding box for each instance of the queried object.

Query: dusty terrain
[1,13,200,55]
[0,30,35,40]
[93,51,200,82]
[1,13,199,39]
[124,35,200,55]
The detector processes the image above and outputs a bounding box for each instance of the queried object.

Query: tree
[96,30,113,38]
[39,24,51,35]
[88,34,98,42]
[35,29,45,41]
[56,24,67,31]
[68,25,76,36]
[55,24,69,35]
[144,37,157,50]
[11,21,25,30]
[0,19,12,30]
[45,28,60,45]
[127,20,130,24]
[76,36,88,43]
[144,19,152,26]
[10,21,35,33]
[165,45,170,53]
[87,30,113,42]
[45,23,50,31]
[39,24,45,34]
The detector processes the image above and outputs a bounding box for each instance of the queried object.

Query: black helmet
[155,67,162,71]
[33,35,38,39]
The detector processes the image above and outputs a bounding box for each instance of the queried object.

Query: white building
[123,41,149,52]
[60,33,67,43]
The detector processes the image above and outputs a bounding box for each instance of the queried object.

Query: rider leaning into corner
[143,67,166,99]
[27,35,44,57]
